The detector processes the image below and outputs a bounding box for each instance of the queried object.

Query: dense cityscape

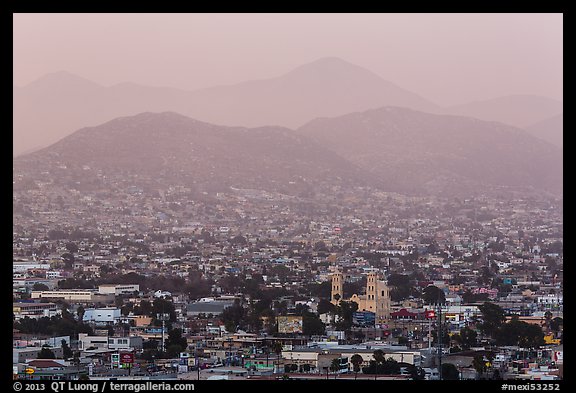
[13,180,563,380]
[12,12,563,385]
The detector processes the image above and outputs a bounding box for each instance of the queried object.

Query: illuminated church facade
[330,271,391,324]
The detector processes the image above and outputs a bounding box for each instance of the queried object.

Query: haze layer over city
[13,13,563,382]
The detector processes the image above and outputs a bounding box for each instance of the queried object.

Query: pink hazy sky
[13,13,562,106]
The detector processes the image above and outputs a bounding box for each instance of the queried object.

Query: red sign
[425,310,436,319]
[120,352,134,364]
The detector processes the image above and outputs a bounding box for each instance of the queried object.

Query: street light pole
[157,313,169,355]
[437,301,442,381]
[195,346,200,380]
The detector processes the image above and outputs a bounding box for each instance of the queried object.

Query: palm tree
[272,341,283,374]
[373,349,386,367]
[76,305,85,322]
[350,354,363,380]
[544,311,553,333]
[330,358,341,379]
[472,354,487,379]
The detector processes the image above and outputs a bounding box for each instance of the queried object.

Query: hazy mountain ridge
[13,57,438,156]
[13,112,375,197]
[298,107,563,196]
[445,94,562,128]
[524,113,563,149]
[14,108,562,198]
[14,58,562,157]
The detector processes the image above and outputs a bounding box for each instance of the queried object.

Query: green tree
[361,350,401,375]
[306,281,332,299]
[270,265,291,284]
[423,285,445,305]
[32,283,49,291]
[330,357,341,376]
[544,311,553,332]
[48,229,68,240]
[550,317,563,334]
[76,305,86,321]
[165,328,188,357]
[478,302,506,338]
[61,339,73,359]
[387,273,414,301]
[230,235,247,246]
[65,242,79,254]
[317,298,336,315]
[38,345,56,359]
[313,241,329,252]
[272,341,283,373]
[151,298,177,323]
[453,327,477,350]
[382,357,400,374]
[334,300,358,331]
[302,313,325,336]
[496,316,544,348]
[273,300,288,316]
[441,363,460,380]
[350,354,363,379]
[61,252,75,269]
[221,300,245,332]
[408,365,426,380]
[373,349,386,365]
[472,354,488,379]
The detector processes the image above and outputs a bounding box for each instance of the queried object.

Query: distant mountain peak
[25,70,102,89]
[305,56,357,66]
[103,111,214,129]
[286,56,379,77]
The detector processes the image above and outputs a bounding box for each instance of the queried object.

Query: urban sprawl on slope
[13,183,563,381]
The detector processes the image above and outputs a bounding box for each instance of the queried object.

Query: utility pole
[428,315,432,350]
[437,300,442,381]
[195,344,200,380]
[157,313,169,354]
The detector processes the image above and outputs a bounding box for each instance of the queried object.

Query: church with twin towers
[330,269,392,324]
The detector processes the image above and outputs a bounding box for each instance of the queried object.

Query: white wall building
[82,308,121,324]
[98,284,140,296]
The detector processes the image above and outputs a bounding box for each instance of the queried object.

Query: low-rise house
[77,333,143,351]
[83,307,122,325]
[186,299,235,317]
[13,302,60,320]
[98,284,140,296]
[31,289,115,304]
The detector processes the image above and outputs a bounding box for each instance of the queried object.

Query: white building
[45,271,64,279]
[31,290,115,303]
[82,308,121,324]
[13,262,51,273]
[77,333,143,351]
[98,284,140,296]
[537,294,563,306]
[13,302,60,320]
[154,290,172,298]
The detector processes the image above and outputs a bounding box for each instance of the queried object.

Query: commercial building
[13,302,59,320]
[30,290,115,304]
[98,284,140,296]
